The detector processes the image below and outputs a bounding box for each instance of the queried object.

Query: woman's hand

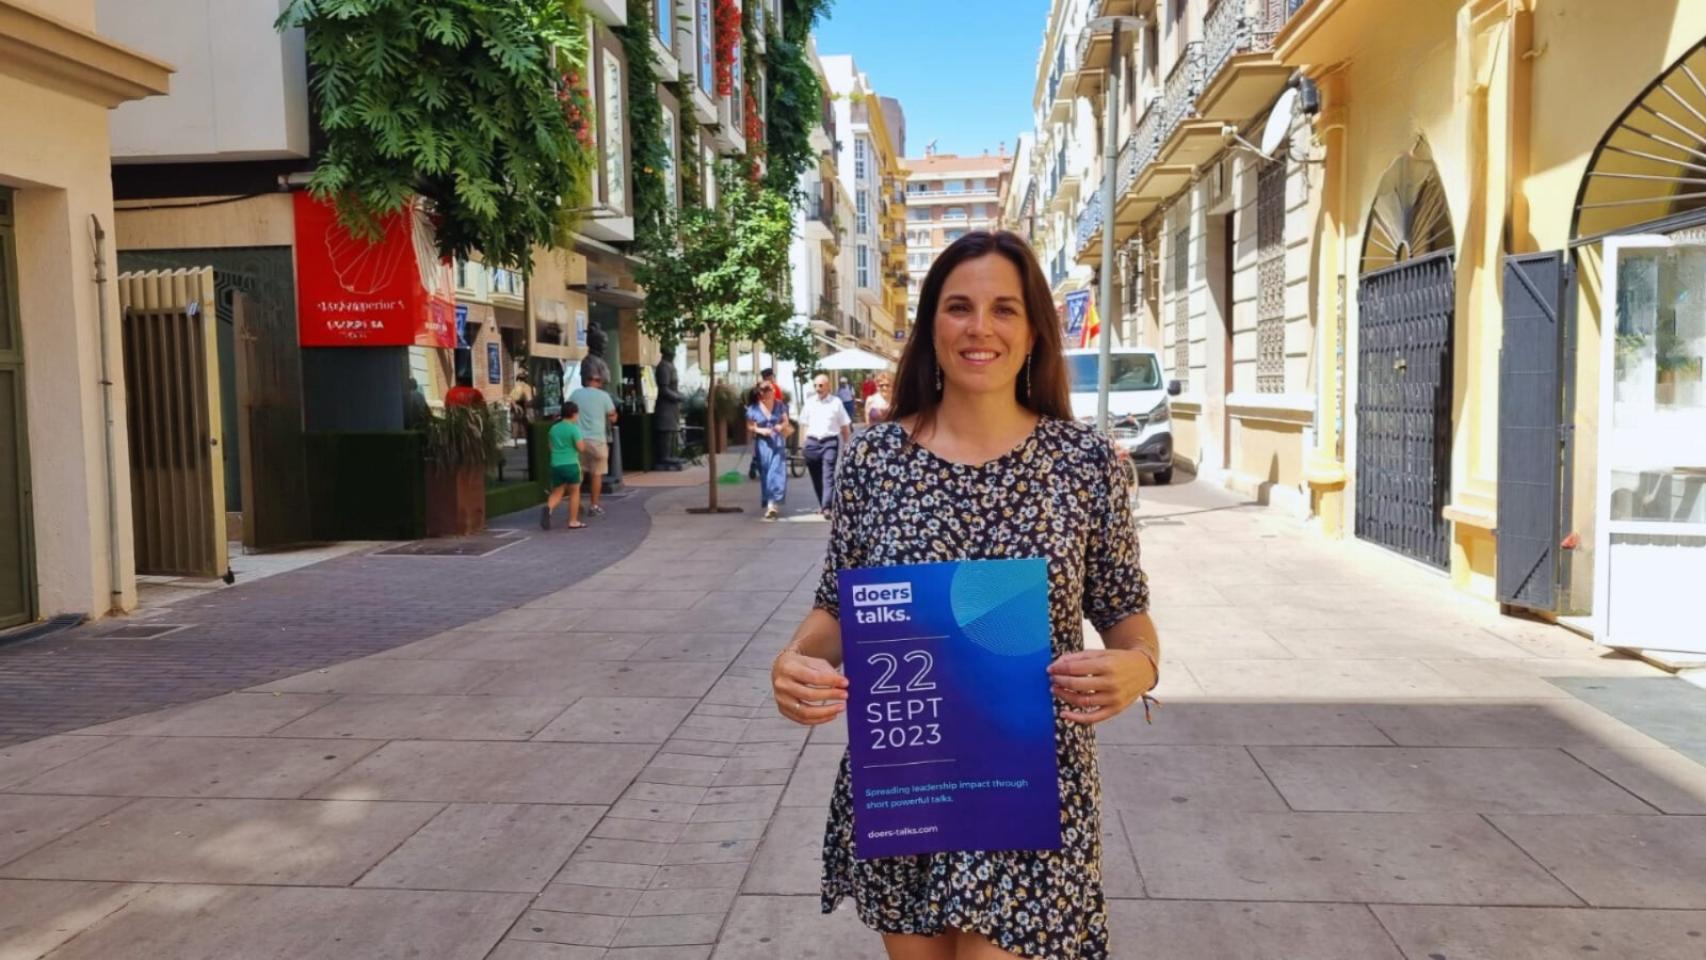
[1048,649,1158,724]
[772,649,849,725]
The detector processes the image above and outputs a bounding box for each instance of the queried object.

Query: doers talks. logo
[851,582,912,625]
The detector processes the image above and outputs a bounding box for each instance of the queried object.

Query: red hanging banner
[293,193,456,348]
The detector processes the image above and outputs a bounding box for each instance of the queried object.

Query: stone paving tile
[1098,745,1290,812]
[0,795,132,868]
[743,807,822,895]
[576,837,676,867]
[534,883,643,915]
[1372,904,1706,960]
[1094,702,1392,746]
[0,735,115,790]
[780,744,842,809]
[1125,809,1580,905]
[309,741,654,804]
[534,698,700,743]
[613,913,725,947]
[631,634,752,663]
[488,942,606,960]
[385,631,636,662]
[73,692,337,737]
[1250,745,1658,814]
[1565,745,1706,814]
[478,661,720,700]
[35,884,529,960]
[1152,625,1297,660]
[357,803,602,893]
[712,896,879,959]
[1105,901,1404,960]
[1357,701,1669,750]
[525,589,710,611]
[8,736,383,799]
[1185,659,1472,699]
[630,886,738,917]
[554,860,659,890]
[650,862,749,891]
[1263,625,1534,661]
[1488,814,1706,908]
[510,909,624,947]
[606,946,713,960]
[251,657,508,695]
[0,879,148,960]
[677,819,769,843]
[1101,810,1146,899]
[0,798,442,885]
[272,694,573,741]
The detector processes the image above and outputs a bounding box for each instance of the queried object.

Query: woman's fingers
[782,656,849,690]
[1050,672,1106,693]
[1062,705,1119,725]
[782,699,846,725]
[775,675,847,705]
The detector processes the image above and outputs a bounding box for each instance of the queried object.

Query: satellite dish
[1260,87,1298,159]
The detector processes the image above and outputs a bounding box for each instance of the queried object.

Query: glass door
[1595,237,1706,654]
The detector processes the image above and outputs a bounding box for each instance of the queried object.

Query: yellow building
[0,0,170,626]
[1282,0,1706,658]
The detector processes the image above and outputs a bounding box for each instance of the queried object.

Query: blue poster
[1063,290,1089,343]
[838,559,1061,860]
[454,303,470,348]
[486,342,501,385]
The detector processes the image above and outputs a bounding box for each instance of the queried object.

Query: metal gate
[0,188,34,628]
[1497,252,1573,611]
[120,268,229,579]
[1356,249,1455,569]
[232,291,309,549]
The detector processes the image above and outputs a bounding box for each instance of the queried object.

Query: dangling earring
[934,360,944,393]
[1023,352,1033,398]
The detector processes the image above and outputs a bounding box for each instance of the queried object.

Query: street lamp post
[1090,16,1143,432]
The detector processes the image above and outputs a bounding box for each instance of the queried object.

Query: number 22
[867,651,936,693]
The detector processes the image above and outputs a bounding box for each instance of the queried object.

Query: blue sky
[813,0,1050,159]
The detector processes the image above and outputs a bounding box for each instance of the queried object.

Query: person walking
[750,367,785,479]
[798,373,852,515]
[746,382,792,520]
[567,368,617,517]
[864,374,892,425]
[540,401,586,530]
[836,377,855,419]
[508,369,534,443]
[769,230,1159,960]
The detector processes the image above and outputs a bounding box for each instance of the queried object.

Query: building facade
[0,0,171,626]
[901,149,1015,319]
[1279,0,1706,659]
[824,55,909,356]
[1030,0,1312,507]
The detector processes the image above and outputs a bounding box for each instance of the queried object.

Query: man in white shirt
[799,373,853,514]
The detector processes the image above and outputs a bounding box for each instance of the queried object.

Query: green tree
[277,0,594,270]
[635,163,795,512]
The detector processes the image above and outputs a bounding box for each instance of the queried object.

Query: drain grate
[99,623,191,640]
[375,532,531,558]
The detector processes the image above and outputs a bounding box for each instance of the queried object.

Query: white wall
[99,0,310,162]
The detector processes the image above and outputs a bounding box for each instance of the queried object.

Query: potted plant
[424,403,502,537]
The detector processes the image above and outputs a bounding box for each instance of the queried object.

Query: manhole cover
[375,532,530,558]
[99,623,191,640]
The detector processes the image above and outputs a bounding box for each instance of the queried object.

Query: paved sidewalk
[0,487,655,746]
[3,474,1705,959]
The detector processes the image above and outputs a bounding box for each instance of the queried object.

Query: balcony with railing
[1074,191,1104,263]
[803,192,838,243]
[1200,0,1292,121]
[1118,97,1162,197]
[1160,41,1205,147]
[1115,91,1193,231]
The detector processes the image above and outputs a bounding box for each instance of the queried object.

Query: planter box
[426,463,487,537]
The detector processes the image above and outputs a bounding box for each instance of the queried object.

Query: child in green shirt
[542,401,586,530]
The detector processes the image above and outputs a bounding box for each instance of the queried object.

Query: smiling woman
[771,230,1163,960]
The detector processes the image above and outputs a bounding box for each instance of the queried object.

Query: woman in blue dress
[747,381,793,520]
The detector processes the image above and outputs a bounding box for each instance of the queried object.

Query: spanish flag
[1081,299,1101,348]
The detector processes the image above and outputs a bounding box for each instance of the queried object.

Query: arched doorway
[1573,39,1706,655]
[1354,145,1457,570]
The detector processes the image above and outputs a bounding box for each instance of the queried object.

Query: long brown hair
[889,230,1072,432]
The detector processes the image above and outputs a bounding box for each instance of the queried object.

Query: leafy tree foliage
[277,0,594,270]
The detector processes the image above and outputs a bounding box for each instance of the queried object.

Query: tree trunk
[706,328,720,513]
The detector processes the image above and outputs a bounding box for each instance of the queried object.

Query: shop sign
[486,342,502,385]
[293,193,456,348]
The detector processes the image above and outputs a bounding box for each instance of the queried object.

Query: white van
[1064,347,1180,484]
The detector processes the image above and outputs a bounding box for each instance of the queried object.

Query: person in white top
[799,373,854,514]
[865,374,892,425]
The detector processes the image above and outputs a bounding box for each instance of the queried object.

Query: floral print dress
[814,418,1150,960]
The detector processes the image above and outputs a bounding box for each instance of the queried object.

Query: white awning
[816,347,896,371]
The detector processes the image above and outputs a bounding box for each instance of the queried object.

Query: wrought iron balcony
[1119,96,1163,196]
[1207,0,1286,83]
[1075,192,1105,257]
[1160,41,1206,148]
